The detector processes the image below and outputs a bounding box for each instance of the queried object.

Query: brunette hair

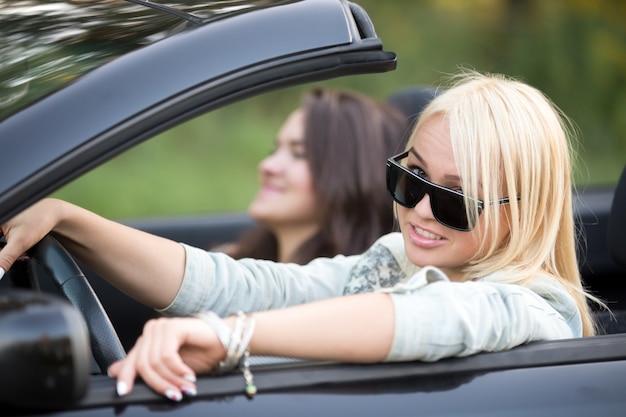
[230,87,409,264]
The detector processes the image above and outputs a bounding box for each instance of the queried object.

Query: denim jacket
[159,233,579,362]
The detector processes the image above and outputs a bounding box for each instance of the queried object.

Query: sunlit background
[18,0,626,219]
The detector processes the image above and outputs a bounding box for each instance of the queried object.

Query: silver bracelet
[238,312,256,398]
[194,310,257,398]
[241,349,256,398]
[194,311,231,347]
[222,312,245,370]
[194,311,232,372]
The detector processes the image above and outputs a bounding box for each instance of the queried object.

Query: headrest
[607,165,626,268]
[387,87,440,129]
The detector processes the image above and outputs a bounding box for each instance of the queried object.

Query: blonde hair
[411,70,600,336]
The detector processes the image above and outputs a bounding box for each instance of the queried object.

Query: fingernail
[0,268,4,281]
[181,386,197,397]
[116,381,128,397]
[165,389,182,402]
[183,374,196,382]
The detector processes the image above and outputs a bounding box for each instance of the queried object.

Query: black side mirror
[0,290,90,410]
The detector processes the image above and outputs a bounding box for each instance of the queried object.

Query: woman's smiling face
[397,115,509,281]
[248,109,320,233]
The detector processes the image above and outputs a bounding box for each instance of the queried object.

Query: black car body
[1,1,626,416]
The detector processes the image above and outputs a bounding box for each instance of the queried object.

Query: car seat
[608,165,626,269]
[595,164,626,334]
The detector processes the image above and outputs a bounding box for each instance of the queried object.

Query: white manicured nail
[0,268,4,281]
[116,381,128,397]
[181,386,197,397]
[183,374,196,382]
[165,389,182,402]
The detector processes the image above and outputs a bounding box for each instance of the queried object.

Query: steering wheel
[22,235,126,374]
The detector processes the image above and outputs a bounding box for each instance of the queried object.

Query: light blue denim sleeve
[158,243,359,317]
[384,267,578,362]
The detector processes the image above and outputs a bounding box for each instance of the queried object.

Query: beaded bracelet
[194,310,257,398]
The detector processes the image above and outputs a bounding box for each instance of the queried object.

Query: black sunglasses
[386,151,513,231]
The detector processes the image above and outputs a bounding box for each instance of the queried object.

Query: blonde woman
[0,71,600,402]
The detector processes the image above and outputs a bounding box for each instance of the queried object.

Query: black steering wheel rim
[27,235,126,373]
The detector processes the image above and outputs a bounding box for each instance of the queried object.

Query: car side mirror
[0,290,90,410]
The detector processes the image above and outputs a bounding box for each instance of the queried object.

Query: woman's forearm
[247,292,395,362]
[50,199,185,309]
[108,292,395,399]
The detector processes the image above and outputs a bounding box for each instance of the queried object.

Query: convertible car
[1,0,625,416]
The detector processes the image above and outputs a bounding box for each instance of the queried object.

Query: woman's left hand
[107,317,227,401]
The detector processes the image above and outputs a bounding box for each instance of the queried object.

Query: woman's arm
[108,292,395,400]
[0,198,184,309]
[250,292,394,361]
[107,274,576,401]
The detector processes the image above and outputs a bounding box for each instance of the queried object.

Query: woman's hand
[0,198,65,278]
[1,197,185,309]
[107,317,227,401]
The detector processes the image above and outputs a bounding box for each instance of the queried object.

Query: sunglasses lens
[429,189,470,230]
[387,164,425,208]
[387,161,474,231]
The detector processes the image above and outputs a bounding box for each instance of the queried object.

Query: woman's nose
[413,192,436,220]
[259,151,286,175]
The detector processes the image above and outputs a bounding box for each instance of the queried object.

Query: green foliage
[53,0,626,218]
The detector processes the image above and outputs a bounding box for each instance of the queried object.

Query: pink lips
[259,183,283,196]
[407,223,446,249]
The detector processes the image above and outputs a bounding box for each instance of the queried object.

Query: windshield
[0,0,278,121]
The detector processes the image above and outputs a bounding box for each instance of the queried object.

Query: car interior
[92,87,626,353]
[596,164,626,333]
[2,2,624,415]
[2,87,625,372]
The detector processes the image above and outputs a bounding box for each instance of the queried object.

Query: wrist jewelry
[194,310,257,398]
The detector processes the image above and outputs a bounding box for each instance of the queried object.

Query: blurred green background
[53,0,626,219]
